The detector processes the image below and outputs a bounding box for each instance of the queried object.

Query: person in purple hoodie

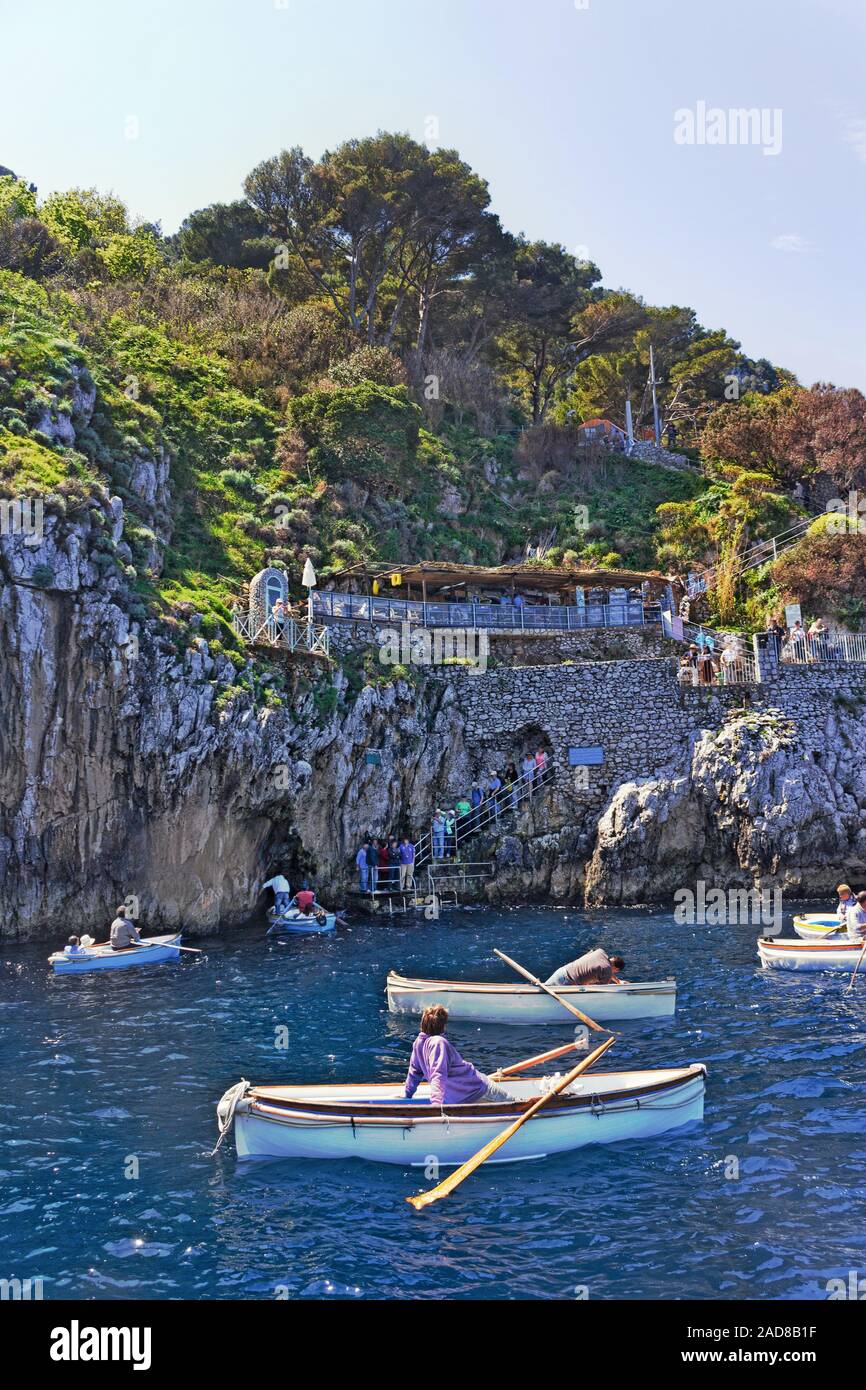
[402,1005,511,1105]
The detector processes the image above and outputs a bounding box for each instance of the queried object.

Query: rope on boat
[209,1079,250,1156]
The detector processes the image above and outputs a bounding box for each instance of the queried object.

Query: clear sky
[3,0,865,388]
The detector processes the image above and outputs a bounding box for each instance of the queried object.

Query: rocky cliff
[3,508,866,938]
[0,499,474,937]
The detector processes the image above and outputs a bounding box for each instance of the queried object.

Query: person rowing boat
[545,948,625,987]
[403,1005,511,1105]
[110,905,142,950]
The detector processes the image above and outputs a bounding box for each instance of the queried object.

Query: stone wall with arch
[249,567,289,630]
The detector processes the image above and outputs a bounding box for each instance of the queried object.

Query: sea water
[2,904,865,1301]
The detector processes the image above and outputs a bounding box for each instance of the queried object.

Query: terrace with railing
[311,588,657,631]
[231,609,331,657]
[782,631,866,666]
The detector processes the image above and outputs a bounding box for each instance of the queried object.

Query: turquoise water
[2,904,865,1300]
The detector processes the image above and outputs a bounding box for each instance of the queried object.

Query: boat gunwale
[246,1065,706,1124]
[757,937,863,951]
[385,971,676,997]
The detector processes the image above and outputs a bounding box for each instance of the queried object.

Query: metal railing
[782,632,866,666]
[687,517,813,597]
[232,612,331,656]
[312,589,653,632]
[411,761,556,871]
[678,650,758,687]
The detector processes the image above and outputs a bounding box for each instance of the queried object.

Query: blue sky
[3,0,865,388]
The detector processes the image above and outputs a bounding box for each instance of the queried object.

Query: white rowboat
[757,936,865,971]
[216,1065,706,1165]
[792,913,846,940]
[386,970,676,1023]
[48,933,182,974]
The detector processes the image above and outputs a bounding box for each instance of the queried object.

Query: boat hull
[386,972,676,1023]
[758,936,864,971]
[48,933,182,974]
[792,914,845,940]
[222,1066,706,1165]
[268,910,336,936]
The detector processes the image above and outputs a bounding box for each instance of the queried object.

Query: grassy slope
[0,269,709,649]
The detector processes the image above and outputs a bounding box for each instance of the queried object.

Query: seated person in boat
[846,891,866,940]
[836,883,855,929]
[63,935,88,959]
[545,948,625,987]
[263,871,292,916]
[109,906,142,950]
[403,1005,511,1105]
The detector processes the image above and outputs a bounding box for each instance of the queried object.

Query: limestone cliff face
[4,503,866,938]
[0,502,476,937]
[584,708,866,903]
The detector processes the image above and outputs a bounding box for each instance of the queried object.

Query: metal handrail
[311,590,654,632]
[412,762,556,871]
[231,612,331,656]
[688,516,813,596]
[782,632,866,665]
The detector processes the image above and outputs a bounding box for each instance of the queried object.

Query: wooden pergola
[323,560,674,606]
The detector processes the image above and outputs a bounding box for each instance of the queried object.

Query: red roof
[579,417,623,431]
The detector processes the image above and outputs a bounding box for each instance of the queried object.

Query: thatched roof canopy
[323,559,672,594]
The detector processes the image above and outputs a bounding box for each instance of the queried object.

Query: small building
[577,418,627,450]
[247,566,289,632]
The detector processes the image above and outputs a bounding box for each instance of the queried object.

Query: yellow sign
[372,579,380,595]
[390,573,402,587]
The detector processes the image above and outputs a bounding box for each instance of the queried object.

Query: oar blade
[407,1115,526,1210]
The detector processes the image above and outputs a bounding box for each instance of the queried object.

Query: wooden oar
[491,1036,590,1080]
[493,947,607,1034]
[131,939,204,955]
[846,935,866,992]
[407,1035,616,1211]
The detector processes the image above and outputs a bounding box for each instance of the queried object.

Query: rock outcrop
[585,708,866,902]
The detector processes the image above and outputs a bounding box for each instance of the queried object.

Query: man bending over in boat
[109,906,142,950]
[545,948,625,987]
[292,887,320,915]
[263,871,292,917]
[403,1005,511,1106]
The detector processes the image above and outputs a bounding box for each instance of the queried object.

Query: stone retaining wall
[439,656,866,823]
[324,617,676,666]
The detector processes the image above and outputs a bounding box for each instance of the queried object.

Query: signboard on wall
[784,603,802,629]
[365,751,381,766]
[569,746,604,766]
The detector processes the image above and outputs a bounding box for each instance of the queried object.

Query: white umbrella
[301,558,317,624]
